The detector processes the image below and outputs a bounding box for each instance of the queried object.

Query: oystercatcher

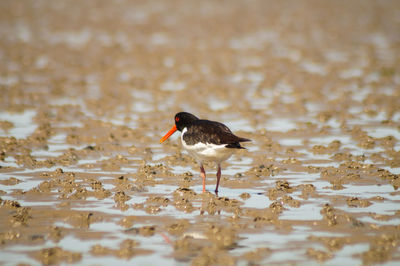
[160,112,250,193]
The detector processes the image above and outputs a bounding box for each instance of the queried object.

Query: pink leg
[215,164,221,193]
[200,164,206,193]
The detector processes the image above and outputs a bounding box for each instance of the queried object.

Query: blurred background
[1,0,400,265]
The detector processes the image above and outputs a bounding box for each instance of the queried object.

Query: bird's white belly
[181,130,234,163]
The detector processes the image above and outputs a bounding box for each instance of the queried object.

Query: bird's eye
[175,117,180,122]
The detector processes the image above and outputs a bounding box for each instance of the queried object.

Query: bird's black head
[174,112,199,131]
[160,112,199,143]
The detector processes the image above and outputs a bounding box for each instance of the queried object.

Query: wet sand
[1,0,400,265]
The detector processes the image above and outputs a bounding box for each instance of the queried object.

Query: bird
[160,112,250,193]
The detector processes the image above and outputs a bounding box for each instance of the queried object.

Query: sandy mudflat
[1,0,400,265]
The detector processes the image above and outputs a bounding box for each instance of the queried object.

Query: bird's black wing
[183,119,250,148]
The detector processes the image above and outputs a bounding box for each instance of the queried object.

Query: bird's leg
[215,164,221,194]
[200,164,206,193]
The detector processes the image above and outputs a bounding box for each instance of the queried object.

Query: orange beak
[160,125,177,143]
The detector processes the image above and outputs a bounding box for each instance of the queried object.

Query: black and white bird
[160,112,250,193]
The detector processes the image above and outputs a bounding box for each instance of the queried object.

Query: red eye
[175,117,180,122]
